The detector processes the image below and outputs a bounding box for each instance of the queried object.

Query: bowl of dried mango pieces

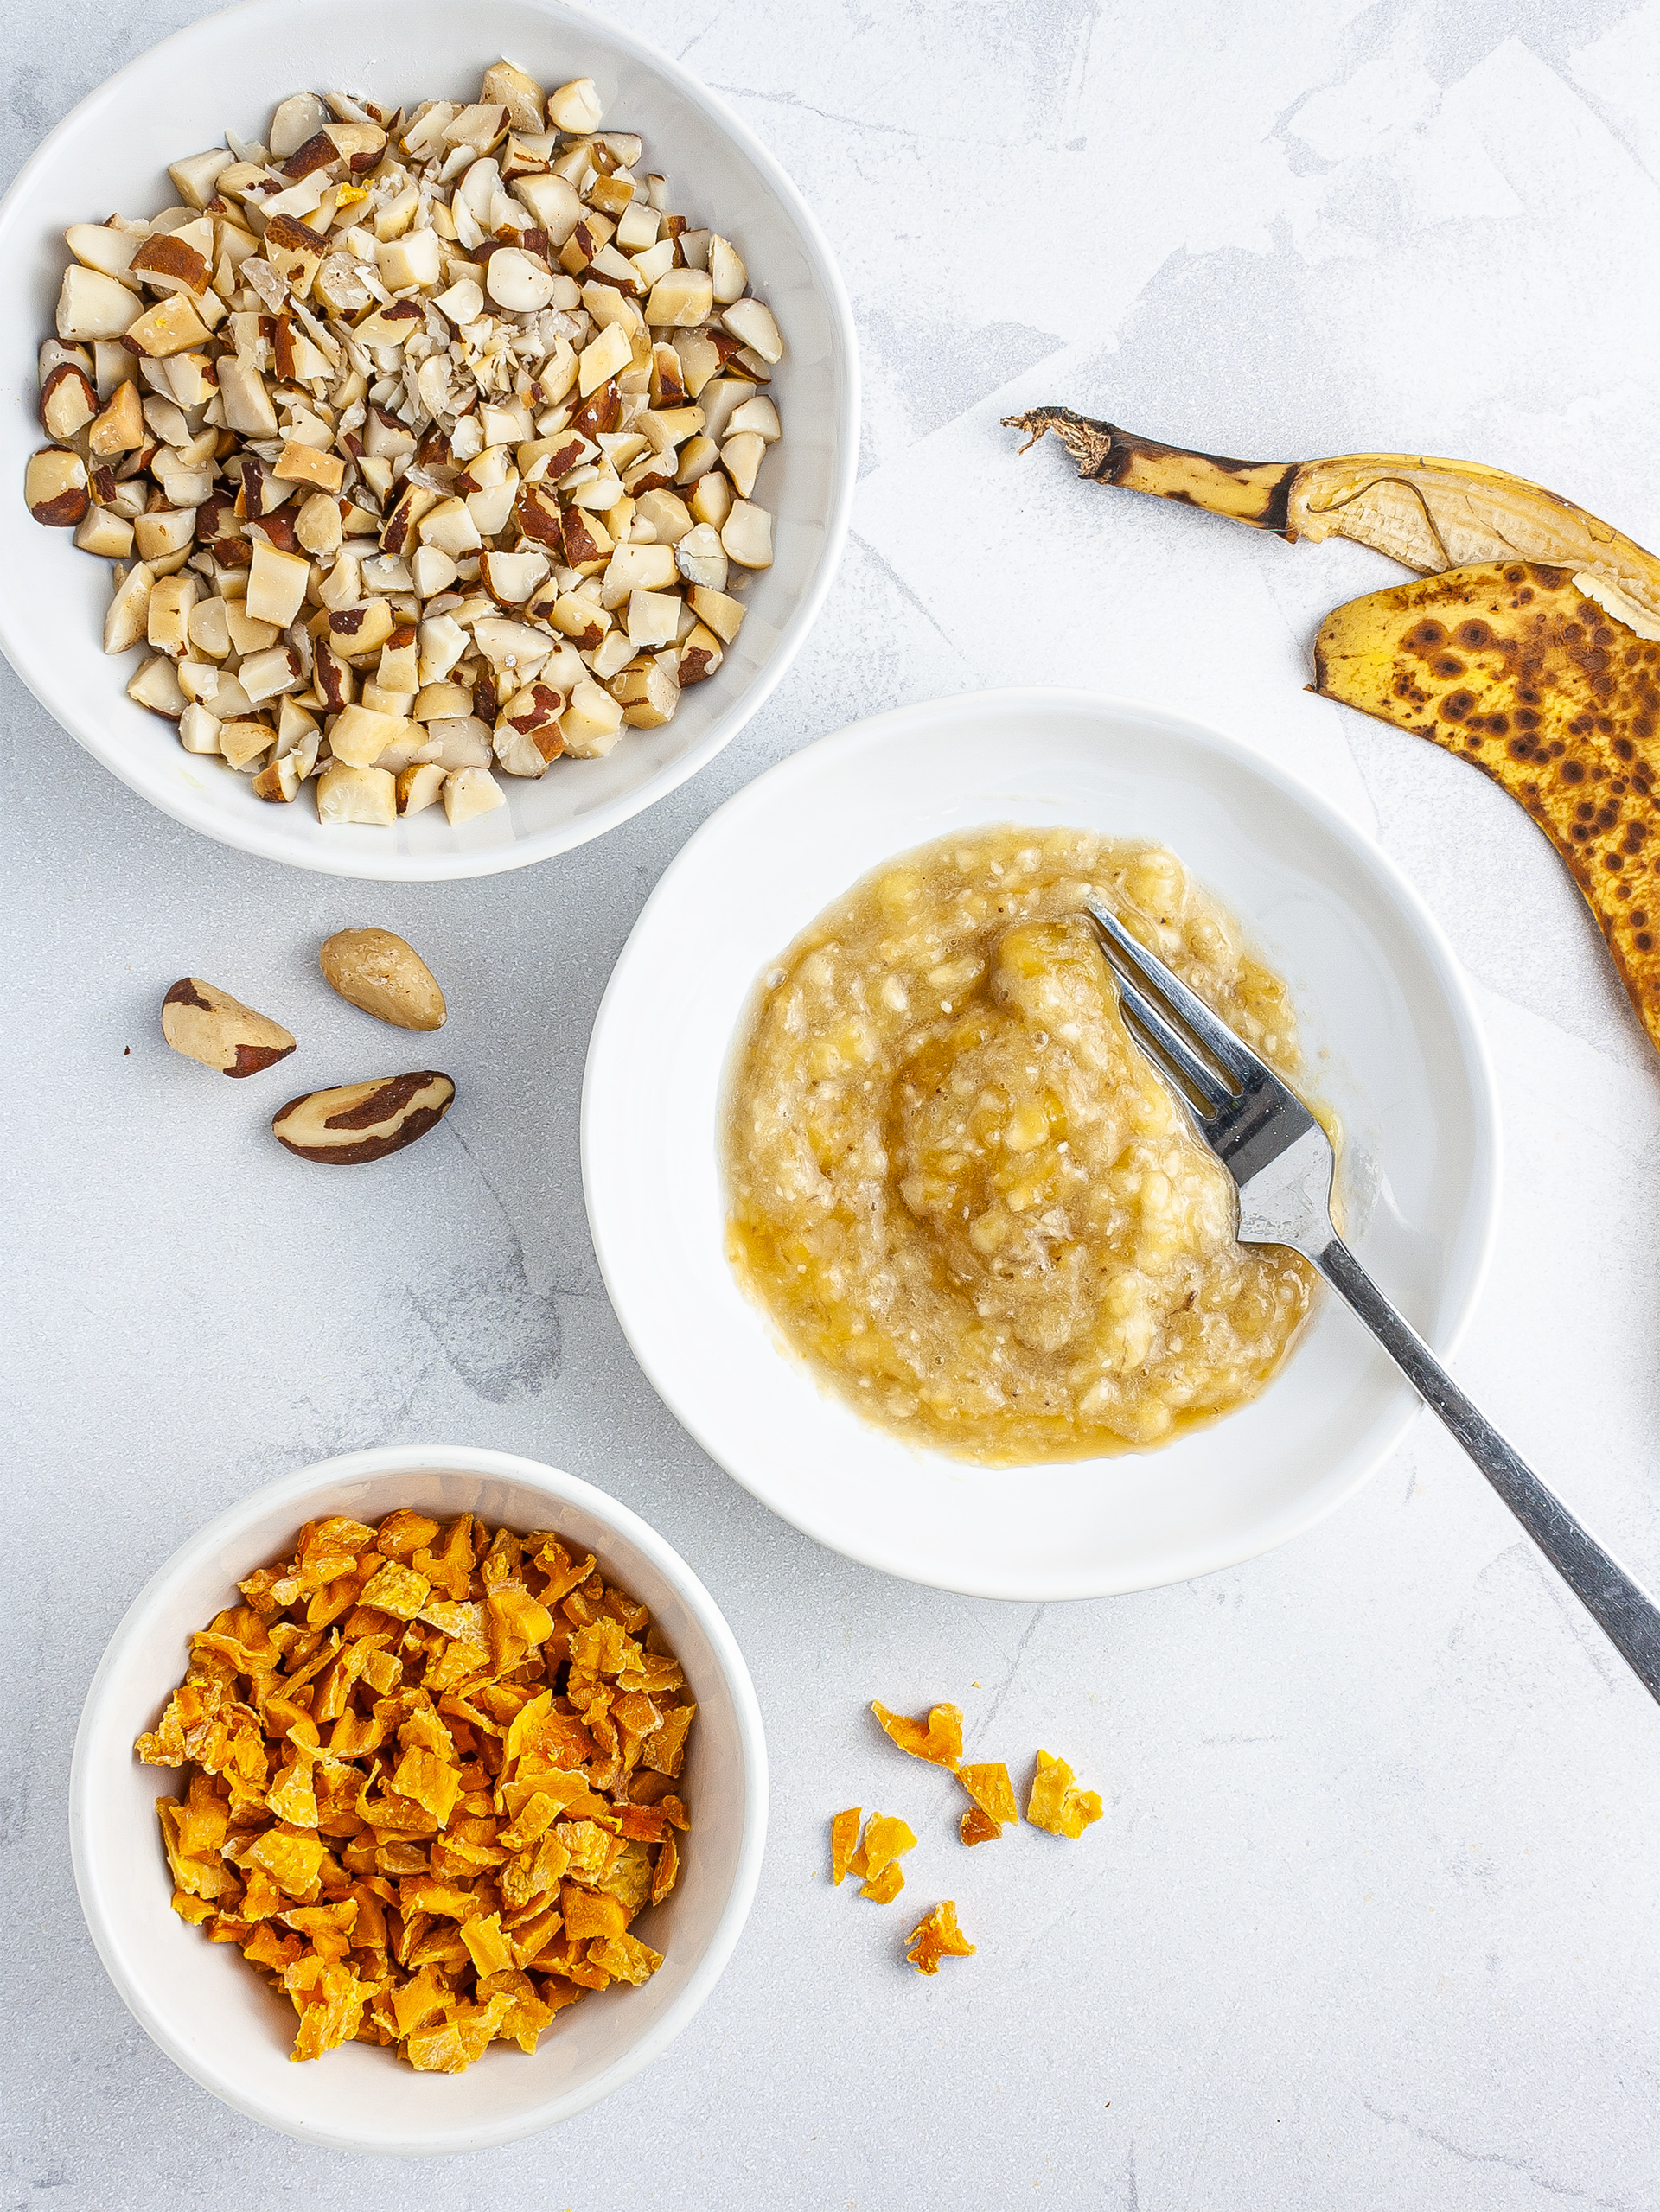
[69,1444,767,2154]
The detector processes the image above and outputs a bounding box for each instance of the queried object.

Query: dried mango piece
[905,1899,976,1974]
[266,1749,320,1829]
[476,1967,557,2053]
[561,1884,630,1942]
[829,1807,861,1886]
[390,1962,451,2037]
[650,1831,680,1907]
[855,1812,916,1884]
[556,1820,620,1885]
[398,1876,482,1922]
[872,1700,963,1768]
[1025,1749,1102,1839]
[406,1992,514,2073]
[957,1759,1018,1844]
[388,1744,463,1829]
[284,1956,369,2059]
[599,1843,654,1916]
[282,1900,359,1964]
[460,1911,514,1979]
[134,1508,693,2073]
[642,1701,694,1779]
[243,1922,303,1973]
[588,1930,662,1986]
[246,1825,325,1902]
[375,1510,441,1559]
[859,1861,906,1904]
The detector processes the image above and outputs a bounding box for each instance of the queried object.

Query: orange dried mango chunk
[589,1930,662,1986]
[1025,1748,1102,1839]
[356,1561,431,1619]
[855,1813,916,1882]
[389,1744,463,1829]
[960,1807,1001,1846]
[284,1956,369,2060]
[561,1884,630,1942]
[872,1700,962,1768]
[959,1762,1018,1826]
[131,1507,693,2073]
[374,1509,441,1560]
[390,1962,451,2037]
[905,1899,975,1974]
[650,1831,680,1907]
[246,1825,325,1901]
[829,1807,861,1886]
[859,1861,906,1904]
[460,1911,514,1979]
[406,1992,514,2073]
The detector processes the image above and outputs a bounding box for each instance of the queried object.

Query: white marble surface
[6,0,1660,2203]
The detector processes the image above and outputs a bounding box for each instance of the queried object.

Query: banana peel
[1005,405,1660,1051]
[1314,561,1660,1051]
[1003,407,1660,637]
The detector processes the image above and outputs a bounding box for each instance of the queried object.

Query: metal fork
[1083,896,1660,1703]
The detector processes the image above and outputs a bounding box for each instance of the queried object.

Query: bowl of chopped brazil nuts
[0,0,857,878]
[69,1444,767,2152]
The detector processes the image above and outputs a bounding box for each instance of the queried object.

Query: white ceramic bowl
[0,0,857,879]
[70,1445,768,2154]
[584,688,1500,1600]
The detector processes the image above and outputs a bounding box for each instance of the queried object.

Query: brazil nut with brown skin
[161,978,297,1077]
[272,1072,455,1163]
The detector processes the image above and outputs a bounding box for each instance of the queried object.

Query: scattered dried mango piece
[871,1700,963,1768]
[830,1807,861,1886]
[131,1507,688,2070]
[1025,1749,1102,1839]
[859,1861,906,1904]
[905,1900,976,1974]
[958,1761,1018,1827]
[960,1807,1001,1846]
[856,1813,916,1881]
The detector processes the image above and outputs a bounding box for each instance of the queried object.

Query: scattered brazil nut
[271,1072,455,1163]
[160,978,296,1077]
[319,929,446,1033]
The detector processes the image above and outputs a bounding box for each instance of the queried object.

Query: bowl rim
[581,683,1504,1599]
[68,1443,769,2154]
[0,0,860,883]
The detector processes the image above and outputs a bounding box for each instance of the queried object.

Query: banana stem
[1004,407,1300,536]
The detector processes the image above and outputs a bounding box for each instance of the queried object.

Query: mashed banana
[723,826,1317,1463]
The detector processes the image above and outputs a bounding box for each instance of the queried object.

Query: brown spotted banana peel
[1003,405,1660,639]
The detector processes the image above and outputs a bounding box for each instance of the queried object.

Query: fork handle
[1312,1234,1660,1703]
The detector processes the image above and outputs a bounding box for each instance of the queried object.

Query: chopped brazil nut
[25,61,787,834]
[319,928,446,1032]
[272,1071,454,1162]
[161,976,297,1076]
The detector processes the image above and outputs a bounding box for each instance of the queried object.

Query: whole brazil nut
[319,928,446,1032]
[161,977,297,1076]
[272,1072,455,1163]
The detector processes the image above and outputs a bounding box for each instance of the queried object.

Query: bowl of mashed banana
[583,690,1498,1598]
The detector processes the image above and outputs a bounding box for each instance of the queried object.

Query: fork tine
[1083,896,1265,1086]
[1107,966,1234,1114]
